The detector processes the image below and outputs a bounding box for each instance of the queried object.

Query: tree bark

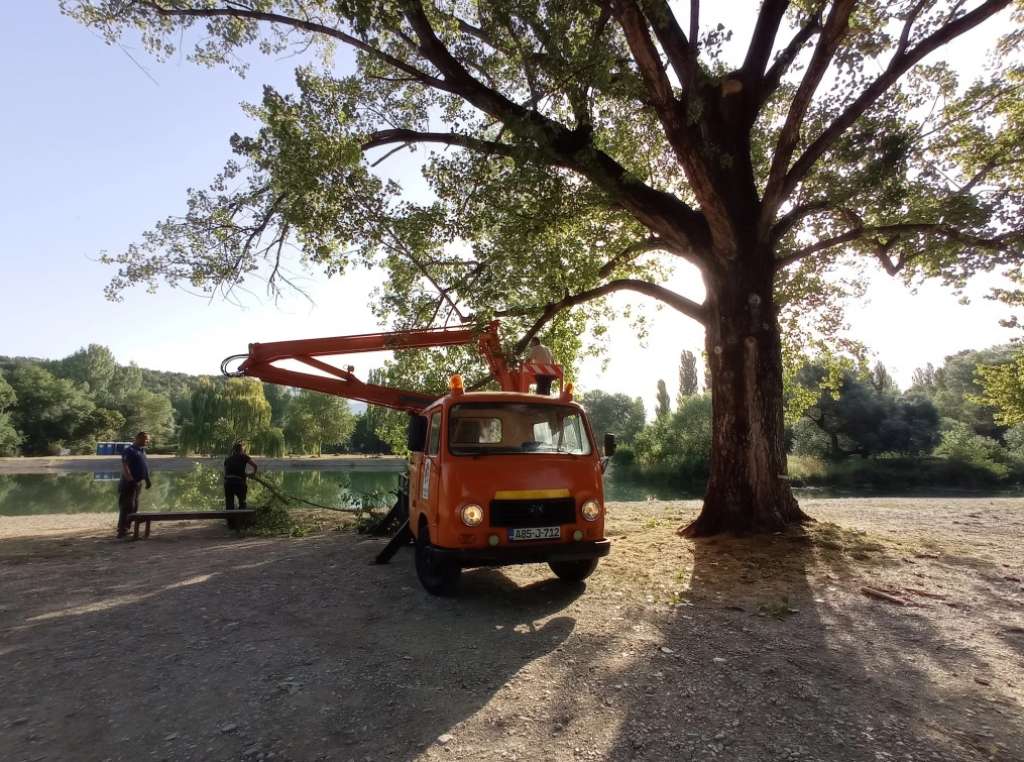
[680,253,811,537]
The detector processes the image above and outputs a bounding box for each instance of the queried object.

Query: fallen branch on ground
[903,587,947,600]
[860,586,908,606]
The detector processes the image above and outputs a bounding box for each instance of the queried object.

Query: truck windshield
[448,402,592,456]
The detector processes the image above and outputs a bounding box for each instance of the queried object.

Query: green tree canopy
[179,377,273,453]
[117,389,176,445]
[795,364,941,458]
[677,350,699,402]
[284,390,356,454]
[913,345,1015,437]
[263,383,293,427]
[58,344,118,401]
[0,370,22,456]
[7,363,102,454]
[63,0,1024,535]
[579,389,646,446]
[655,379,671,419]
[975,351,1024,425]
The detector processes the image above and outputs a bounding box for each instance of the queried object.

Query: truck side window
[427,412,442,455]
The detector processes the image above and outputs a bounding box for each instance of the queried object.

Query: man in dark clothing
[224,441,258,511]
[117,431,151,538]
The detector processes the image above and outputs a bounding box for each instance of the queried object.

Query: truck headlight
[460,504,484,527]
[581,500,601,521]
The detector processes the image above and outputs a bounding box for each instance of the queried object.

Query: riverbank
[2,497,1022,761]
[0,454,407,474]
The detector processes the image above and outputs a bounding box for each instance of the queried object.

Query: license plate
[508,526,561,541]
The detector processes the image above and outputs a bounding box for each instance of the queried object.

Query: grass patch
[788,455,1023,492]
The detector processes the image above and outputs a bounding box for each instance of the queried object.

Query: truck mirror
[603,433,617,457]
[407,415,428,452]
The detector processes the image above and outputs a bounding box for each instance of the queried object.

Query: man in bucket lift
[527,337,556,395]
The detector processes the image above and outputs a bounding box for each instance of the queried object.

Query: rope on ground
[249,473,364,514]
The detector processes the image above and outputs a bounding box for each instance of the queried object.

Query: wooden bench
[127,510,256,538]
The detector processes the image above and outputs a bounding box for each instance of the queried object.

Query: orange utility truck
[224,321,613,595]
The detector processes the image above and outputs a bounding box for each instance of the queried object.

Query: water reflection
[0,465,714,517]
[0,468,403,516]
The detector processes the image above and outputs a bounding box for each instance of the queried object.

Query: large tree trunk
[681,254,811,537]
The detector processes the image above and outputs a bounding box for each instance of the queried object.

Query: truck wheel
[415,525,461,596]
[549,558,599,583]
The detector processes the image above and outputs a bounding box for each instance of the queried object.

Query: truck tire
[549,558,599,583]
[415,524,461,596]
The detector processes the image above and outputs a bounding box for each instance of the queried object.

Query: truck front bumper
[430,539,611,569]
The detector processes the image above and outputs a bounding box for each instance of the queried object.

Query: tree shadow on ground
[0,527,584,761]
[566,522,1024,761]
[3,508,1022,761]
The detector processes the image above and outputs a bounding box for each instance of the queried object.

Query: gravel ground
[1,498,1022,762]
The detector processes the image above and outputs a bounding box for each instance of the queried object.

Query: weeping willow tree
[178,378,274,454]
[65,0,1024,535]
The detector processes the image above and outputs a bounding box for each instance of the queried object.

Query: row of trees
[0,345,382,457]
[591,343,1024,487]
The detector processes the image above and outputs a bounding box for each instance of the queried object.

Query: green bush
[629,394,712,487]
[612,444,635,467]
[248,498,301,536]
[1005,424,1024,455]
[933,421,1009,477]
[791,419,833,459]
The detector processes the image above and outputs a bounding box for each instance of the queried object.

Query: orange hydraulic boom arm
[222,320,560,413]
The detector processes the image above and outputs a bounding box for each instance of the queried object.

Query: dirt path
[2,498,1022,761]
[0,455,406,475]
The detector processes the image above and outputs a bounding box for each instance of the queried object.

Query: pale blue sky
[1,3,1017,415]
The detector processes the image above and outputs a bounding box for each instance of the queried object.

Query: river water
[0,464,695,516]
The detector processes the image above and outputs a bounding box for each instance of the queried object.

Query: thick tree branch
[897,0,931,58]
[759,8,824,104]
[637,0,693,88]
[742,0,791,80]
[614,0,729,246]
[762,0,856,222]
[775,221,1023,270]
[361,129,521,160]
[597,236,668,277]
[513,278,709,351]
[775,228,864,269]
[770,198,832,241]
[781,0,1012,204]
[615,0,677,106]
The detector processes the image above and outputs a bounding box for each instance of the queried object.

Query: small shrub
[247,497,298,536]
[787,455,828,482]
[613,444,635,467]
[933,421,1009,477]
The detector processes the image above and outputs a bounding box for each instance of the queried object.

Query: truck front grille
[489,498,576,528]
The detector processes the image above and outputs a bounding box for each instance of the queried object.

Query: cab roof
[429,390,581,410]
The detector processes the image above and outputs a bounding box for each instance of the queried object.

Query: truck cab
[405,382,612,595]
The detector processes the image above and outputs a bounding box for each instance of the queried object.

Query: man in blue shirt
[117,431,151,538]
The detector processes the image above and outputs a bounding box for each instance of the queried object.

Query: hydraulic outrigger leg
[374,521,412,565]
[372,478,412,564]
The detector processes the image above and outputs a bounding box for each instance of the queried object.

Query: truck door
[422,411,443,533]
